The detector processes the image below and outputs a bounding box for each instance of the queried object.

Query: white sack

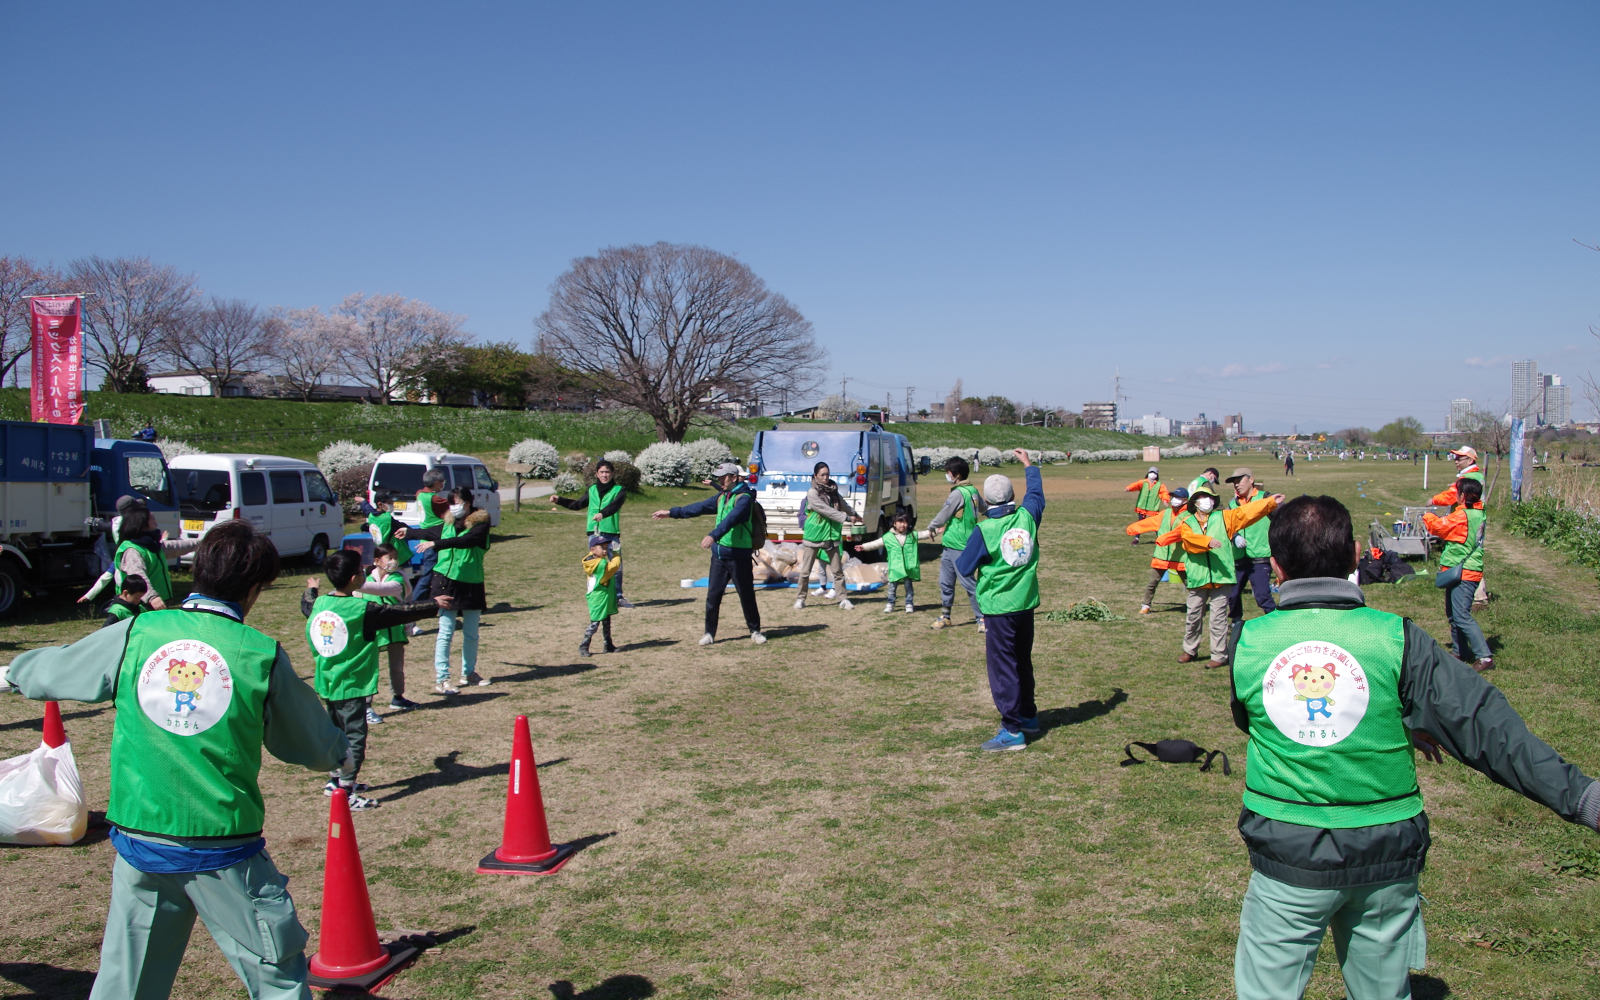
[0,740,88,845]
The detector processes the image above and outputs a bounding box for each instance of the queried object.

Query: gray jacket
[1226,577,1598,888]
[801,481,850,547]
[926,482,979,534]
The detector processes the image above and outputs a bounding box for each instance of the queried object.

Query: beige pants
[1184,587,1231,659]
[794,541,841,600]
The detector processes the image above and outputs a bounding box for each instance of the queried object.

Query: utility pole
[905,386,914,422]
[840,377,849,418]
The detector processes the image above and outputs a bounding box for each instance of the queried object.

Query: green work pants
[91,851,311,1000]
[1235,871,1425,1000]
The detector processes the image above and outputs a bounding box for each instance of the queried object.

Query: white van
[169,454,344,564]
[367,451,501,527]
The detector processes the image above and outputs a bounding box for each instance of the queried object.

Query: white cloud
[1194,361,1289,378]
[1464,355,1514,368]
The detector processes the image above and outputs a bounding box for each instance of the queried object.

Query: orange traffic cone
[307,789,420,992]
[41,702,66,748]
[477,715,575,875]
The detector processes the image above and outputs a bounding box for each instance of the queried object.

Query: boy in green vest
[927,456,986,631]
[1226,494,1598,1000]
[551,459,634,608]
[367,490,413,564]
[303,549,454,809]
[580,533,622,655]
[361,544,420,711]
[1224,468,1277,624]
[955,449,1046,752]
[854,508,931,612]
[101,575,148,627]
[1177,483,1280,668]
[8,519,350,1000]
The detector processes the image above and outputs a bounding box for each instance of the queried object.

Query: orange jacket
[1179,495,1278,554]
[1429,465,1481,507]
[1126,479,1172,513]
[1422,504,1485,582]
[1126,511,1185,569]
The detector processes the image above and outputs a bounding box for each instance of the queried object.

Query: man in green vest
[8,519,350,1000]
[1226,495,1599,1000]
[1224,467,1277,624]
[955,449,1045,752]
[653,461,766,646]
[926,456,986,632]
[551,459,634,608]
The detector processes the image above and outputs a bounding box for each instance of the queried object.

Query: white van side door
[269,470,309,554]
[471,464,501,526]
[238,471,270,535]
[303,470,341,549]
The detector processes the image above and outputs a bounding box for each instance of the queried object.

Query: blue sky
[5,3,1598,431]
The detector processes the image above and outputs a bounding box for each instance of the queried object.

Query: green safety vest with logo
[715,486,755,549]
[358,569,406,648]
[975,507,1040,615]
[1228,488,1273,559]
[416,490,442,528]
[108,608,278,837]
[1135,478,1162,511]
[306,594,378,701]
[368,511,412,562]
[586,556,620,621]
[1153,507,1183,565]
[1440,506,1486,574]
[940,484,981,551]
[882,531,921,582]
[114,539,174,605]
[588,483,623,536]
[1179,509,1237,588]
[436,517,489,584]
[1232,605,1421,829]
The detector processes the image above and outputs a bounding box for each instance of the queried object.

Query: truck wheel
[308,535,329,567]
[0,560,22,619]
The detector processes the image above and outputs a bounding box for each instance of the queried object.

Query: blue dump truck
[747,422,931,546]
[0,420,176,617]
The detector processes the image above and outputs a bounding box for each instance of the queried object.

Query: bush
[583,458,643,494]
[602,449,632,465]
[1069,449,1142,463]
[977,446,1004,467]
[328,463,373,517]
[563,451,590,473]
[508,438,560,478]
[686,437,737,479]
[1040,450,1067,464]
[636,442,693,486]
[317,440,379,476]
[396,439,447,455]
[157,439,204,460]
[550,471,582,495]
[1161,446,1205,459]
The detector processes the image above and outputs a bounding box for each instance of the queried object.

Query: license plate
[768,481,788,495]
[183,519,205,531]
[393,502,408,511]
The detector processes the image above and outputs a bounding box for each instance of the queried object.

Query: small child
[854,510,932,613]
[580,533,621,656]
[101,576,148,628]
[361,544,419,712]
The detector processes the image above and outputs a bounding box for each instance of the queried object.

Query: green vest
[716,487,754,549]
[436,517,488,583]
[588,483,623,535]
[368,511,412,562]
[585,557,619,621]
[307,594,378,701]
[1135,478,1162,511]
[803,502,843,544]
[1179,510,1236,588]
[358,569,406,648]
[940,484,980,551]
[882,531,921,582]
[975,507,1040,615]
[109,609,277,837]
[416,491,442,528]
[106,600,138,622]
[1440,507,1485,573]
[1233,605,1422,829]
[1228,488,1272,559]
[1152,506,1182,564]
[115,539,174,604]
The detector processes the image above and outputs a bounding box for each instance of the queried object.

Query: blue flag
[1509,418,1526,501]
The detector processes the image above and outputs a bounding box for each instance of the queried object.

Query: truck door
[269,470,308,554]
[238,471,269,535]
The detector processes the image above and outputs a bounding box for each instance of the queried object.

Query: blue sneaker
[980,728,1027,752]
[1018,717,1040,734]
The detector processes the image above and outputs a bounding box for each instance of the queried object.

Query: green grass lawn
[1,456,1596,999]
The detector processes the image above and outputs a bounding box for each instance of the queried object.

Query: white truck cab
[168,454,343,564]
[367,451,501,527]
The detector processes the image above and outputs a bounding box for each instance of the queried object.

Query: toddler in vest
[364,544,419,713]
[101,575,148,628]
[854,509,931,613]
[580,533,622,655]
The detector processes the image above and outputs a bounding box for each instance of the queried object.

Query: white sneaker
[904,603,915,614]
[883,604,896,614]
[698,633,715,646]
[750,631,767,644]
[839,599,854,611]
[365,708,384,725]
[823,588,838,600]
[793,598,806,610]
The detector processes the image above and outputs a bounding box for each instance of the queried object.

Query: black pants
[984,609,1036,733]
[325,696,368,781]
[1229,557,1276,621]
[706,550,761,636]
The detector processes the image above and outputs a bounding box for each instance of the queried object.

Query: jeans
[1184,587,1231,659]
[886,580,915,609]
[581,616,613,647]
[435,608,481,680]
[1229,557,1277,621]
[1445,576,1490,661]
[938,547,982,621]
[706,550,761,636]
[408,548,438,603]
[984,609,1036,732]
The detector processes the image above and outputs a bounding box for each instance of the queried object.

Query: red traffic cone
[42,701,66,748]
[477,715,575,875]
[307,789,419,992]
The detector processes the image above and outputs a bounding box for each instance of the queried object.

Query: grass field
[2,456,1597,999]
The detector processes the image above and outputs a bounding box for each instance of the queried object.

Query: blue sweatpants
[983,609,1036,733]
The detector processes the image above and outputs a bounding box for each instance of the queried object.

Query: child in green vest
[303,550,453,809]
[367,490,414,565]
[854,509,930,613]
[101,575,147,628]
[580,533,622,655]
[361,544,420,712]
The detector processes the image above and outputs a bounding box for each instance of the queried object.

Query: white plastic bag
[0,740,88,845]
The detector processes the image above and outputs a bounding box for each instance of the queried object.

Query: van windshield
[176,470,232,514]
[758,431,861,475]
[372,463,425,500]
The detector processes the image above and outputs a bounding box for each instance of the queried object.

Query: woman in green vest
[1422,478,1491,670]
[79,495,199,610]
[793,462,861,610]
[1176,483,1280,668]
[854,508,931,612]
[409,486,493,693]
[551,459,634,608]
[1124,486,1189,612]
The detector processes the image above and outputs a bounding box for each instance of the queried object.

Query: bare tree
[263,307,353,402]
[1458,404,1514,501]
[537,243,826,442]
[0,256,62,388]
[336,293,465,404]
[69,256,198,392]
[161,297,277,396]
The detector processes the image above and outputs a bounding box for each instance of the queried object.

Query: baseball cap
[1147,466,1159,475]
[587,534,611,548]
[1169,487,1190,501]
[711,462,743,478]
[1224,467,1253,483]
[982,474,1015,504]
[115,494,149,514]
[1448,446,1478,461]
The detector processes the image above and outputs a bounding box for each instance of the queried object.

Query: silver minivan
[169,454,343,564]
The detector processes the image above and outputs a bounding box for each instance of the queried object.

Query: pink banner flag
[29,296,85,424]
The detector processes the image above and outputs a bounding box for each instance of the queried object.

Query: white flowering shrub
[602,449,632,465]
[317,440,379,476]
[158,440,205,460]
[636,442,693,486]
[1040,450,1067,464]
[550,471,582,494]
[977,446,1004,467]
[508,439,560,479]
[397,439,447,455]
[1069,449,1142,463]
[685,438,737,480]
[1160,446,1205,459]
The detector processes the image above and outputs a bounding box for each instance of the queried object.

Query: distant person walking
[1125,466,1170,545]
[1423,478,1492,671]
[1224,468,1277,624]
[550,459,634,608]
[1283,451,1295,476]
[653,462,766,646]
[926,456,986,632]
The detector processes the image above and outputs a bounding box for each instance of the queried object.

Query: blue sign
[1509,418,1525,501]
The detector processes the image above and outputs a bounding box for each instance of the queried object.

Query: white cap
[982,474,1015,504]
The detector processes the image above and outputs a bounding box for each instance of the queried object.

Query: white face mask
[1195,497,1215,513]
[946,473,957,484]
[448,503,466,518]
[1147,473,1158,481]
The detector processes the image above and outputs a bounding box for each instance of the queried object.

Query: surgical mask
[1195,497,1215,513]
[1147,473,1157,481]
[946,474,957,484]
[1170,499,1185,509]
[449,503,466,518]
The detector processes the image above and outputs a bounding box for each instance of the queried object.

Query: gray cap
[115,494,148,514]
[982,474,1015,505]
[1147,466,1159,475]
[712,462,743,479]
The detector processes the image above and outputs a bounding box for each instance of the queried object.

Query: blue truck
[0,420,176,617]
[747,422,931,546]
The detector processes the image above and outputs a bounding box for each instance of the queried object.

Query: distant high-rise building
[1223,413,1245,437]
[1082,401,1117,429]
[1448,398,1473,432]
[1511,360,1541,420]
[1542,374,1571,426]
[1138,414,1172,436]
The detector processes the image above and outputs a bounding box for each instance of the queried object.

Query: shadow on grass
[485,602,543,615]
[0,706,107,733]
[626,597,695,608]
[756,623,830,640]
[407,691,508,712]
[497,662,600,682]
[1036,689,1128,736]
[0,961,97,999]
[617,638,679,652]
[1411,974,1451,999]
[549,972,655,999]
[374,750,569,803]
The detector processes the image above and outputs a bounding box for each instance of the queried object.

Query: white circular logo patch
[998,527,1034,567]
[1261,641,1370,746]
[309,611,349,657]
[137,640,234,736]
